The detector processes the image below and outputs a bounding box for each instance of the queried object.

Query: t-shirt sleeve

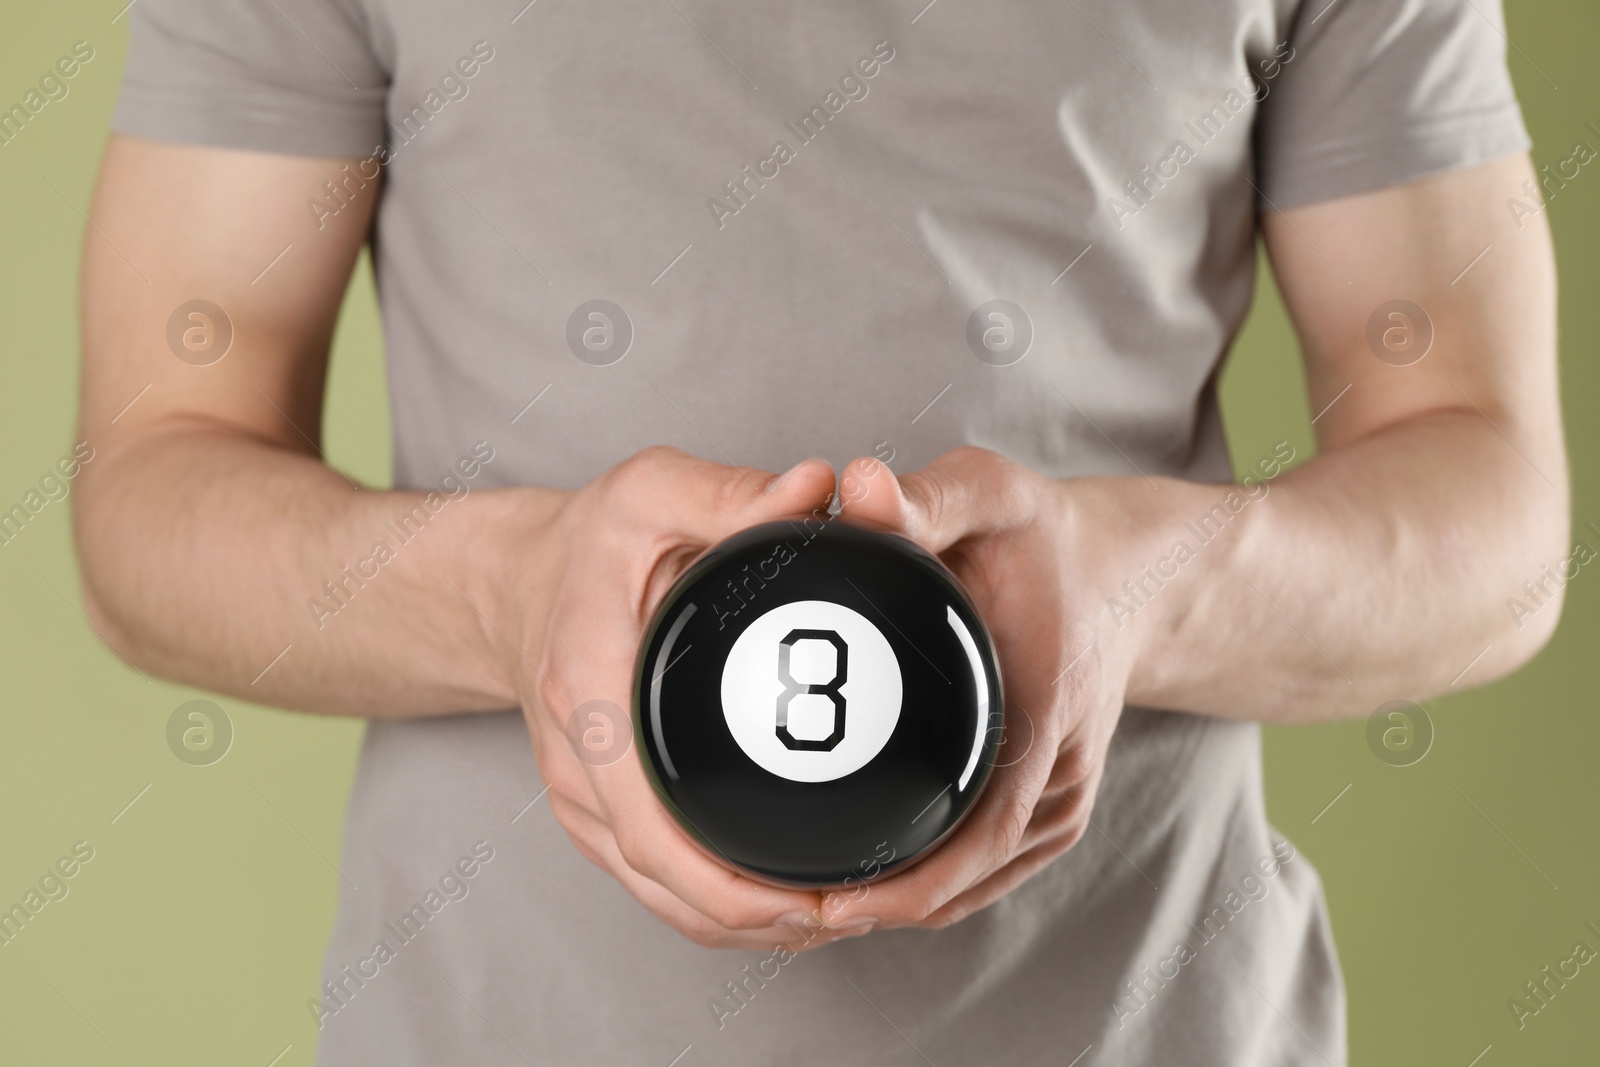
[112,0,389,158]
[1254,0,1530,208]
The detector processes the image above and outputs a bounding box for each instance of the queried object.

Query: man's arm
[1127,151,1567,719]
[76,136,849,947]
[826,153,1568,926]
[75,135,542,716]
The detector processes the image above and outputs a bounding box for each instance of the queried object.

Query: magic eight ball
[632,520,1004,887]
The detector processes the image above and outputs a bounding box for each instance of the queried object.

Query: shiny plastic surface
[633,519,1004,887]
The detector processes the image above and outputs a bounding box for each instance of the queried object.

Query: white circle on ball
[720,600,903,783]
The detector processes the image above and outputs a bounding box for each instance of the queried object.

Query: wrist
[456,484,572,703]
[1049,477,1161,682]
[1054,474,1249,707]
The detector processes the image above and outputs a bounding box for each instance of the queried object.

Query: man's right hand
[490,446,860,950]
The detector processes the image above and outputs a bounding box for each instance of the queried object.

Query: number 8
[775,629,848,751]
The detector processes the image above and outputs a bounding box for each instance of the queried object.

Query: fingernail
[776,910,817,930]
[838,923,875,938]
[766,462,804,493]
[829,915,878,930]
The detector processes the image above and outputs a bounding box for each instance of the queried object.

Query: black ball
[632,518,1004,888]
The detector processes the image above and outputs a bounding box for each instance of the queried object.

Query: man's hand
[822,448,1134,930]
[491,446,868,950]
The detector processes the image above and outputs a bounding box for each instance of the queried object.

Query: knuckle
[892,884,944,925]
[946,445,1006,486]
[708,465,752,513]
[909,896,947,924]
[565,833,605,871]
[718,901,772,932]
[544,781,580,814]
[611,446,680,493]
[818,896,853,925]
[947,444,995,469]
[633,443,682,466]
[1044,789,1092,846]
[1057,739,1099,788]
[999,804,1032,856]
[609,816,653,870]
[530,670,564,724]
[905,471,949,531]
[682,925,726,950]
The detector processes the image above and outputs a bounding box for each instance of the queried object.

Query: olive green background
[1,3,1594,1063]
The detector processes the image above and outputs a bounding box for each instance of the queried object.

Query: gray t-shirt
[115,1,1527,1062]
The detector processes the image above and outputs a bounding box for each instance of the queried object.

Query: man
[76,0,1565,1062]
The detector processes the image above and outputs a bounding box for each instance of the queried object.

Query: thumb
[839,447,1027,553]
[620,449,836,544]
[747,457,838,527]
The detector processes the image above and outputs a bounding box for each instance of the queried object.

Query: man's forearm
[1092,410,1568,722]
[75,426,557,717]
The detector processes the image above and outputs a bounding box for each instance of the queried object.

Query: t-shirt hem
[1256,102,1531,210]
[112,79,386,159]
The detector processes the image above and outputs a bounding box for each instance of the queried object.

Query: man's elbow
[1499,580,1566,673]
[76,555,152,672]
[1471,499,1574,685]
[72,496,158,674]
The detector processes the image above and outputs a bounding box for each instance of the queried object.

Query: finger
[608,447,836,545]
[912,833,1077,930]
[542,695,830,938]
[554,795,837,952]
[916,776,1110,930]
[547,617,830,935]
[1003,716,1111,856]
[836,447,1036,553]
[585,755,830,932]
[918,758,1108,928]
[526,717,606,819]
[829,698,1108,930]
[818,732,1058,930]
[1018,777,1094,852]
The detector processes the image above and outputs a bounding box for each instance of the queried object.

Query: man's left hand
[824,446,1140,930]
